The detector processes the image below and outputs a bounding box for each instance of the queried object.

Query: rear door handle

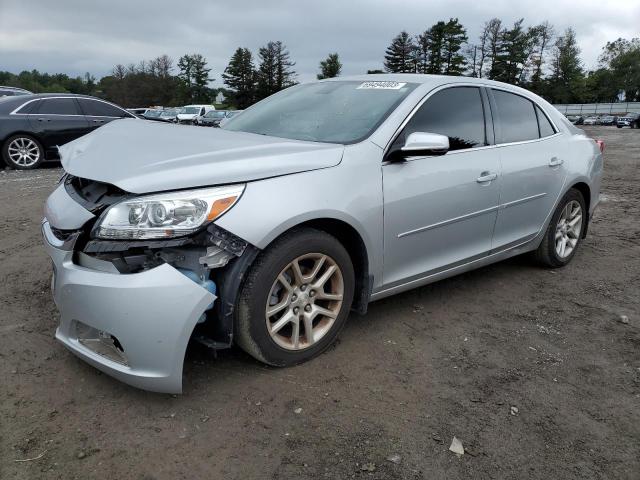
[93,119,105,123]
[477,171,498,183]
[36,117,51,122]
[549,157,564,167]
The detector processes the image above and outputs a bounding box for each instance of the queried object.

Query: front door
[382,86,501,288]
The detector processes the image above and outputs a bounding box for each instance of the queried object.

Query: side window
[78,99,127,117]
[395,87,486,152]
[15,100,40,114]
[535,105,556,138]
[36,98,80,115]
[200,107,205,116]
[492,90,539,143]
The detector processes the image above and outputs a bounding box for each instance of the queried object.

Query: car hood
[59,119,344,194]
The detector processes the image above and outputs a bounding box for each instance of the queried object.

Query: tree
[177,53,213,103]
[528,22,555,94]
[491,19,532,84]
[425,22,447,74]
[598,38,640,101]
[222,47,256,109]
[547,28,585,103]
[481,18,502,79]
[384,31,416,73]
[256,41,296,100]
[415,32,430,74]
[317,53,342,79]
[441,18,468,75]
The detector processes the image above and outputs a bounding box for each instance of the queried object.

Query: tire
[535,189,587,268]
[2,134,44,170]
[235,228,355,366]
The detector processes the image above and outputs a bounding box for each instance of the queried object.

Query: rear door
[489,89,567,250]
[77,98,132,131]
[382,86,501,287]
[29,97,90,153]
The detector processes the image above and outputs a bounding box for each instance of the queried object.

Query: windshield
[223,80,417,144]
[160,110,176,117]
[144,110,162,117]
[182,107,200,114]
[205,111,226,118]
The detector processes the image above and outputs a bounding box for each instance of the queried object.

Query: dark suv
[616,113,640,129]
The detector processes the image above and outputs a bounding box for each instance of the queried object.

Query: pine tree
[442,18,468,75]
[317,53,342,79]
[384,32,416,73]
[177,53,212,103]
[426,23,447,74]
[222,47,256,109]
[547,28,584,103]
[491,19,532,84]
[256,41,296,100]
[415,32,430,74]
[529,22,555,93]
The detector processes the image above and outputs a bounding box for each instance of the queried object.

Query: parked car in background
[219,110,243,128]
[141,109,163,120]
[127,108,150,116]
[0,93,135,169]
[583,116,601,125]
[0,86,32,97]
[566,115,584,125]
[42,75,603,393]
[176,105,215,124]
[140,108,180,123]
[195,110,228,127]
[616,113,640,128]
[599,115,617,126]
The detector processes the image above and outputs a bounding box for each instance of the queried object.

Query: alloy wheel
[555,200,582,258]
[7,137,40,167]
[265,253,344,351]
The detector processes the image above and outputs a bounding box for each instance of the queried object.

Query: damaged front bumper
[43,220,216,393]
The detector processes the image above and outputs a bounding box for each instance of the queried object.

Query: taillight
[595,140,605,153]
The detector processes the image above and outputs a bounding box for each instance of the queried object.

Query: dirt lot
[1,126,638,480]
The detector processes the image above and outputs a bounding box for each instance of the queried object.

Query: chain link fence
[553,102,640,115]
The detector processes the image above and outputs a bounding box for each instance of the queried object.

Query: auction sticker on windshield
[357,81,407,90]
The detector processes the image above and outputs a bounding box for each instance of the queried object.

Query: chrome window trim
[10,96,132,118]
[383,82,563,159]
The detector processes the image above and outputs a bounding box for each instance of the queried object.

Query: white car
[583,116,600,125]
[176,105,216,124]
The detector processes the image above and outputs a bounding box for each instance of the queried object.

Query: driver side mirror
[389,132,450,161]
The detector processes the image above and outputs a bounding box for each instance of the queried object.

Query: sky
[0,0,638,86]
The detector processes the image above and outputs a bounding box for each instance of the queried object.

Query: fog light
[74,321,129,366]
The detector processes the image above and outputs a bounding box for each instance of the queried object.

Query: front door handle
[93,119,105,123]
[549,157,564,167]
[477,171,498,183]
[36,117,51,122]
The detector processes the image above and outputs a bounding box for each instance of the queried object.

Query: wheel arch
[566,181,591,238]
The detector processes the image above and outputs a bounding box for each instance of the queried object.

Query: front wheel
[235,228,354,366]
[2,135,44,169]
[535,189,586,268]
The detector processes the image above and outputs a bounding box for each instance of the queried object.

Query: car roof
[0,93,124,114]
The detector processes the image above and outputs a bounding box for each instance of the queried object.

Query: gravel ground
[1,126,638,480]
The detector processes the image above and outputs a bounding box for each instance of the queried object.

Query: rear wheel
[2,135,44,169]
[535,189,586,268]
[235,228,354,366]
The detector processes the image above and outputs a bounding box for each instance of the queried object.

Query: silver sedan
[43,75,603,393]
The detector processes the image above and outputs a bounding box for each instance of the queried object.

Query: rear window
[492,90,539,143]
[535,105,556,138]
[36,98,80,115]
[78,99,127,117]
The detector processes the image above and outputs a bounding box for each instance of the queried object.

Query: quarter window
[535,105,556,137]
[78,99,128,117]
[492,90,539,143]
[36,98,80,115]
[395,87,486,152]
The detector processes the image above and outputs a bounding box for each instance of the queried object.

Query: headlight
[93,184,245,240]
